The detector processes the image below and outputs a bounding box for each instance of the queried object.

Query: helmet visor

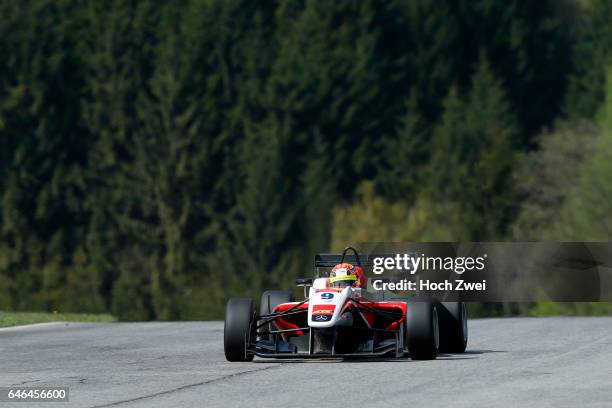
[329,274,357,288]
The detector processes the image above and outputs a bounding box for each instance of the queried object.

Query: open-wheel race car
[224,247,468,361]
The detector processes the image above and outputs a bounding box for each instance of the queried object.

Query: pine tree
[549,68,612,240]
[216,114,300,296]
[511,121,599,240]
[0,0,93,311]
[377,90,431,201]
[428,56,518,239]
[457,0,571,138]
[564,0,612,120]
[79,1,164,319]
[299,129,339,256]
[400,0,461,122]
[426,85,467,203]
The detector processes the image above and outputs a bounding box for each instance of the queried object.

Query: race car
[224,247,468,361]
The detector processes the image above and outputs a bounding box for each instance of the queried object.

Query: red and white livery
[224,247,468,361]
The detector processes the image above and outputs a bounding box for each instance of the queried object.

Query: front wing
[250,298,407,359]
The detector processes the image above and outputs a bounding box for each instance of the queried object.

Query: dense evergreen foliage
[0,0,609,319]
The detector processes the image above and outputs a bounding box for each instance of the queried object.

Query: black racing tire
[438,302,468,353]
[259,290,295,342]
[405,300,439,360]
[224,298,256,362]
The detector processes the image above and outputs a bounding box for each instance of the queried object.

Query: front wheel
[405,300,439,360]
[224,298,256,362]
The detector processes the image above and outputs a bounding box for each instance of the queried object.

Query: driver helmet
[329,263,358,288]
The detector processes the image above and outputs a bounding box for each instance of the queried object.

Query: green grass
[527,302,612,317]
[0,311,115,328]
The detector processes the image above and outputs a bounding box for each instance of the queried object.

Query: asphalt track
[1,317,612,407]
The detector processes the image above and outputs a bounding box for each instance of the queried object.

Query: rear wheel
[224,298,256,362]
[259,290,295,342]
[405,300,439,360]
[438,302,468,353]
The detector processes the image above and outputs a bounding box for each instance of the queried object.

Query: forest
[2,0,612,320]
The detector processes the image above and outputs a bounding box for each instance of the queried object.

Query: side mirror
[295,278,313,287]
[295,278,313,298]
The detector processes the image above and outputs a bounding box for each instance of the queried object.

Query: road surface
[1,317,612,407]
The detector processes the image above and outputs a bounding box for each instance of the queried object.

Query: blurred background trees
[0,0,610,319]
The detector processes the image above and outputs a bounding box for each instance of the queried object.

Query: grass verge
[0,311,115,328]
[527,302,612,317]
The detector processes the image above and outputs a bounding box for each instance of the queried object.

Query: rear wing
[314,253,405,268]
[315,253,366,268]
